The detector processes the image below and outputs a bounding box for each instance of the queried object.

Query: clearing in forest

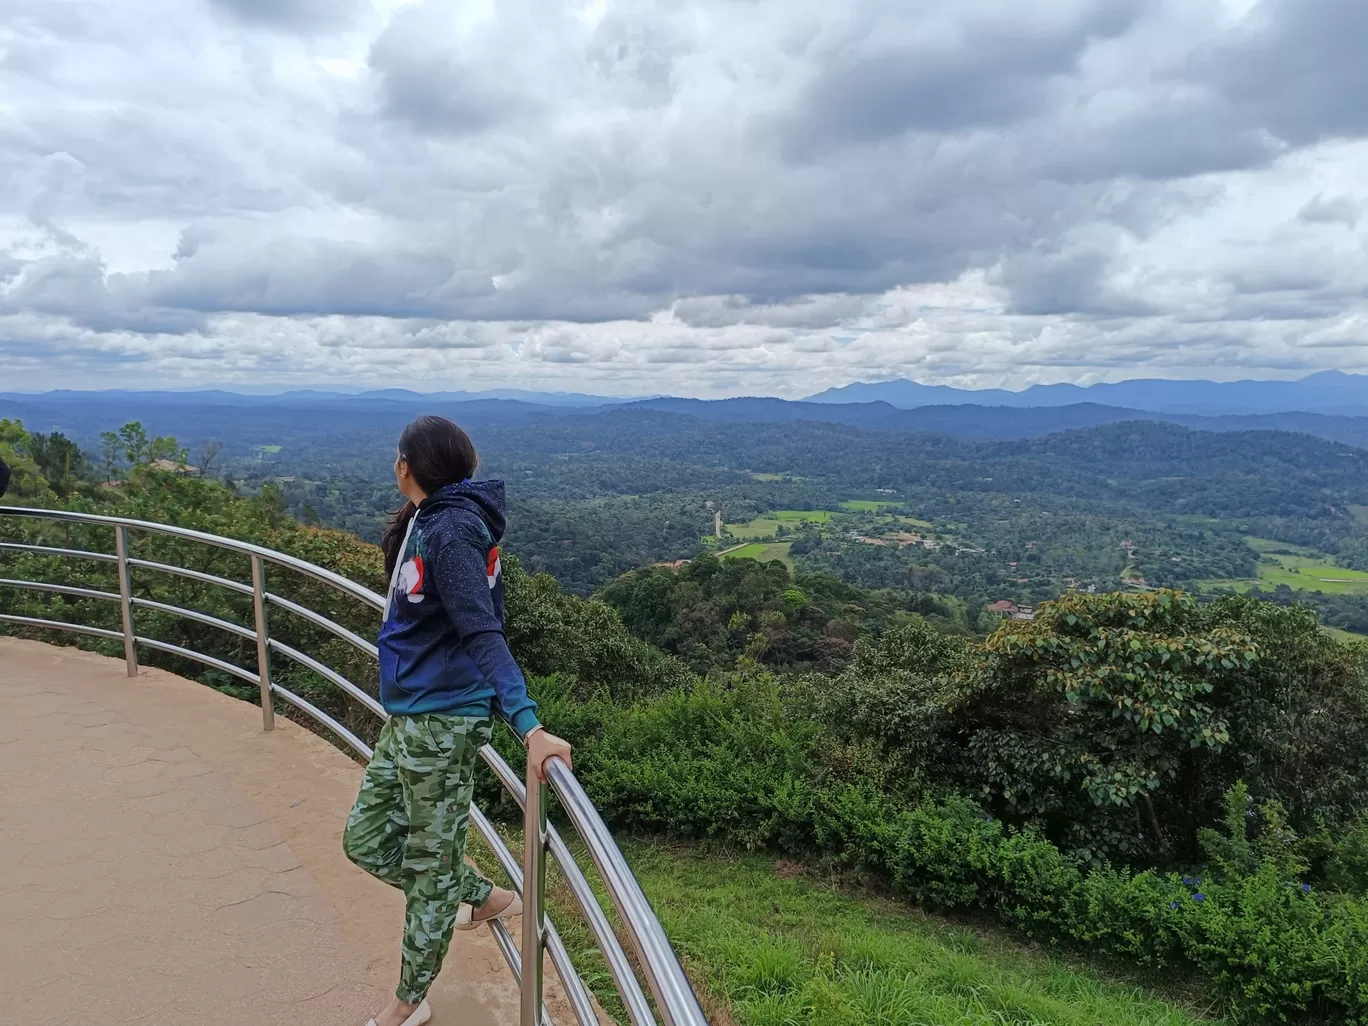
[1199,538,1368,595]
[840,499,901,512]
[722,541,794,567]
[726,510,834,540]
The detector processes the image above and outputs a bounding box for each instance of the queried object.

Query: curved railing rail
[0,506,708,1026]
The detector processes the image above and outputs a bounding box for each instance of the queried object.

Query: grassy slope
[629,845,1214,1026]
[471,834,1216,1026]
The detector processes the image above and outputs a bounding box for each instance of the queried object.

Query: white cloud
[1,0,1366,396]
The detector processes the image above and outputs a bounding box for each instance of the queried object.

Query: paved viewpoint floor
[0,637,527,1026]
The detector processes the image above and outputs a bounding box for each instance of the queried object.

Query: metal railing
[0,507,708,1026]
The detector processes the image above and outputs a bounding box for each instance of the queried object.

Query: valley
[6,390,1368,1023]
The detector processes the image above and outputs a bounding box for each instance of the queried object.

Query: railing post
[521,760,549,1026]
[251,554,275,731]
[113,526,138,677]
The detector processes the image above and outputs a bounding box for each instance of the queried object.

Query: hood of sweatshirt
[417,479,506,542]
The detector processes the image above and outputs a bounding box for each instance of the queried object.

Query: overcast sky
[2,0,1366,396]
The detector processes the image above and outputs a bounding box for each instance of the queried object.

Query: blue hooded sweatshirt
[377,479,540,738]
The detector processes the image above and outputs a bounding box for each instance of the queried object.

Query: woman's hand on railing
[526,726,572,782]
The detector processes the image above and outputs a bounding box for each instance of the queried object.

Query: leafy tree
[118,421,151,466]
[99,430,122,483]
[946,590,1368,865]
[27,431,86,497]
[503,556,694,701]
[198,440,224,478]
[598,554,940,674]
[0,420,54,502]
[114,421,186,469]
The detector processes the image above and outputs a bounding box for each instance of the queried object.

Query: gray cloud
[778,0,1146,154]
[368,12,534,135]
[1300,195,1362,227]
[1204,0,1368,146]
[0,0,1366,393]
[209,0,361,30]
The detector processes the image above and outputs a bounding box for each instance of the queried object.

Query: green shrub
[1321,817,1368,895]
[528,670,1368,1023]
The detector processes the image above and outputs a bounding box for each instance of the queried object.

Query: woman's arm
[430,516,541,739]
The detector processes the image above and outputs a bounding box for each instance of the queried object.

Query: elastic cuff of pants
[396,987,427,1005]
[470,878,495,907]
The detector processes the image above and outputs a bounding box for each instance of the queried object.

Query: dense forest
[8,400,1368,631]
[6,391,1368,611]
[248,410,1368,636]
[5,414,1368,1022]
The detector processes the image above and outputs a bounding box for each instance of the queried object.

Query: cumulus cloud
[0,0,1366,395]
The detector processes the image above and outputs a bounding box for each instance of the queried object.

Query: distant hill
[6,389,1368,452]
[351,388,635,406]
[0,391,572,452]
[0,387,635,407]
[807,370,1368,416]
[0,390,1222,447]
[624,396,1161,436]
[623,396,1368,447]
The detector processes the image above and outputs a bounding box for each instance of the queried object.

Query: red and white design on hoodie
[486,546,501,590]
[398,554,426,603]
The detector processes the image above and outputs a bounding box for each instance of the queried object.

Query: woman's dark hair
[381,415,478,577]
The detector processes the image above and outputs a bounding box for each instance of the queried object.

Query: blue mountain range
[805,371,1367,416]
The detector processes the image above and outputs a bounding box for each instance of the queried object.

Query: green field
[728,511,833,540]
[729,519,782,540]
[723,541,794,567]
[1258,554,1368,593]
[840,502,936,536]
[773,509,833,522]
[254,444,283,455]
[890,514,935,530]
[841,499,901,512]
[474,835,1212,1026]
[1324,626,1368,644]
[1245,536,1316,556]
[1198,538,1368,596]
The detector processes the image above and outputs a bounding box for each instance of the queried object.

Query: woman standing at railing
[344,415,573,1026]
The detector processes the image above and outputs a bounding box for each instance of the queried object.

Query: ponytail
[382,500,418,578]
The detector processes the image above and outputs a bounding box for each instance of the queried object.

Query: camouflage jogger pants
[343,712,495,1004]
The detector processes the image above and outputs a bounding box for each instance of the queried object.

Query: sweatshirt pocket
[379,645,406,690]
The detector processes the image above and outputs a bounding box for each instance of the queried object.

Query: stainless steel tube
[0,506,383,610]
[468,805,599,1026]
[479,745,656,1026]
[250,553,275,731]
[114,525,138,677]
[547,758,708,1026]
[521,764,549,1026]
